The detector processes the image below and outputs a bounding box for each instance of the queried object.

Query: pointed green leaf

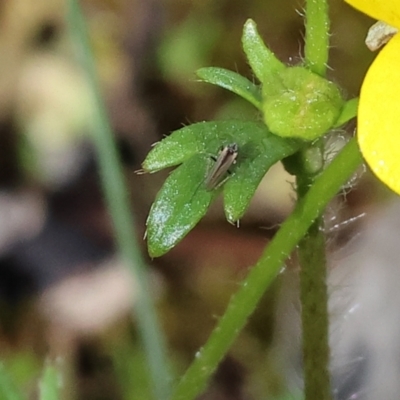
[144,120,302,254]
[146,154,217,257]
[196,67,262,110]
[141,131,204,173]
[223,135,301,223]
[142,120,273,173]
[334,97,358,127]
[242,19,285,83]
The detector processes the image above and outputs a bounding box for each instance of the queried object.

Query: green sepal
[334,97,358,127]
[196,67,262,110]
[242,19,285,84]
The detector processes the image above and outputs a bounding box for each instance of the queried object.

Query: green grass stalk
[67,2,171,399]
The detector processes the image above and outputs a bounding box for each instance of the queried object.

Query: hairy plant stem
[299,219,332,400]
[300,0,332,397]
[296,148,332,400]
[304,0,330,76]
[67,2,171,399]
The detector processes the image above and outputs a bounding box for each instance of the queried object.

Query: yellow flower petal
[358,32,400,194]
[345,0,400,29]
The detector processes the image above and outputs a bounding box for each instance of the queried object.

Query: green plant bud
[262,66,344,141]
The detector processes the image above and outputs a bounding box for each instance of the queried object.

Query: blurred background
[0,0,396,399]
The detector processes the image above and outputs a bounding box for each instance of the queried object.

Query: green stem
[296,146,331,399]
[304,0,330,76]
[67,2,171,399]
[299,221,332,400]
[295,138,332,400]
[171,138,362,400]
[302,0,332,391]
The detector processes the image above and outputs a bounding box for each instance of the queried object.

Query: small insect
[205,143,239,190]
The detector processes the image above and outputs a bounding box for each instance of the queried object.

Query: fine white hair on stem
[328,212,366,234]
